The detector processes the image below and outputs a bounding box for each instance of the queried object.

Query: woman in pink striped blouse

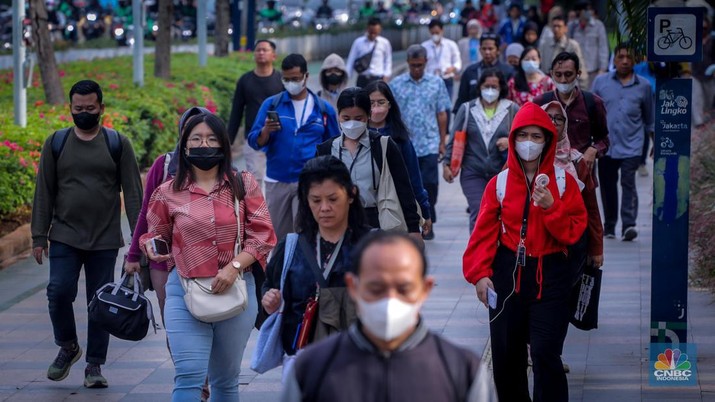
[141,112,276,401]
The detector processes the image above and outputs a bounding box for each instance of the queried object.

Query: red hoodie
[463,102,587,292]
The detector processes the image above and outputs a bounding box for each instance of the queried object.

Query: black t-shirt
[227,69,284,143]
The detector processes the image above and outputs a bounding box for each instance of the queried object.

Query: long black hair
[173,113,244,201]
[514,46,541,93]
[296,156,367,243]
[364,80,411,143]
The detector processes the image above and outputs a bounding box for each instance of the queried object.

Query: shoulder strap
[379,135,389,169]
[497,167,567,205]
[278,234,299,313]
[270,93,282,110]
[50,128,72,160]
[554,166,566,197]
[495,169,509,206]
[297,235,329,288]
[103,128,123,165]
[581,90,598,142]
[162,152,172,183]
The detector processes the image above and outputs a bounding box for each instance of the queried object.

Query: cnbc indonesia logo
[653,348,692,382]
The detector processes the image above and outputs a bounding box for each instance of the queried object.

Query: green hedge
[0,52,253,217]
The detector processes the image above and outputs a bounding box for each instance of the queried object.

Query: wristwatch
[231,260,242,271]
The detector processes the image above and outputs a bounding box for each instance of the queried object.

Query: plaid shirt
[141,172,276,278]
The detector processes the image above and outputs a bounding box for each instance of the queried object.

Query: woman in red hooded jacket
[463,102,587,402]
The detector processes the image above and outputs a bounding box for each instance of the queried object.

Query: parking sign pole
[12,0,26,127]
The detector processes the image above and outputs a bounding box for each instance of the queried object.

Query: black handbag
[88,272,157,341]
[569,264,602,331]
[353,44,376,74]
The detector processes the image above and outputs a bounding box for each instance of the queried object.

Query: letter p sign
[659,19,671,34]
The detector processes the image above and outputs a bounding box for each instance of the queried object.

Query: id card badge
[517,242,526,266]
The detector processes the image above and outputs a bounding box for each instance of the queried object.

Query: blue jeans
[418,154,439,223]
[47,241,117,364]
[459,170,489,234]
[165,269,257,402]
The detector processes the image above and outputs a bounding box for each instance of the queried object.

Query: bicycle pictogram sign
[657,27,693,51]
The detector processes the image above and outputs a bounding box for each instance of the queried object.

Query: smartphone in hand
[267,111,280,123]
[151,238,170,255]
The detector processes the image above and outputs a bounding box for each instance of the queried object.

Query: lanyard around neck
[295,97,310,135]
[316,232,345,279]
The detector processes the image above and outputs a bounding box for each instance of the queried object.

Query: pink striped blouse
[140,172,276,278]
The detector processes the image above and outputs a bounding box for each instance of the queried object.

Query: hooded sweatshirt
[463,102,587,290]
[318,53,349,110]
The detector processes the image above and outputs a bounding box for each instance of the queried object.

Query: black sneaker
[47,344,82,381]
[422,228,435,240]
[622,227,638,241]
[84,363,108,388]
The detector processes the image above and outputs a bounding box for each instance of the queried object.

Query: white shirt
[421,38,462,80]
[291,96,314,127]
[345,35,393,79]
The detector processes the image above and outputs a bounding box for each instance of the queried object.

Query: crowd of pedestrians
[27,2,715,401]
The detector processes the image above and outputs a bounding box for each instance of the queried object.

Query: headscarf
[167,106,212,178]
[540,101,585,190]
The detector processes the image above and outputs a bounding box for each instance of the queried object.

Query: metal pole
[198,0,207,66]
[12,0,26,127]
[231,0,241,51]
[132,0,144,86]
[246,0,255,51]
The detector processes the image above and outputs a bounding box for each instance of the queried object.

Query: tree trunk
[214,0,231,57]
[29,0,64,105]
[154,0,173,79]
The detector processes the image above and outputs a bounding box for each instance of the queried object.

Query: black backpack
[50,127,123,191]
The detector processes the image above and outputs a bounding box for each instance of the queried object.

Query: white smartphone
[487,288,497,310]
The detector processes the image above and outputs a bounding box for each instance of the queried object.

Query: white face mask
[521,60,540,74]
[515,140,545,161]
[481,87,499,104]
[554,80,577,94]
[340,120,367,140]
[283,78,306,96]
[431,33,442,43]
[356,296,421,341]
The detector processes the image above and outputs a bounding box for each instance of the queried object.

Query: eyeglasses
[188,136,220,147]
[370,99,390,107]
[548,114,566,125]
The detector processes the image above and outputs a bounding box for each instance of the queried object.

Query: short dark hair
[351,231,428,277]
[480,32,501,48]
[574,1,591,12]
[336,87,371,116]
[551,51,580,72]
[69,80,103,104]
[551,15,566,25]
[281,53,307,73]
[428,19,443,29]
[254,39,276,50]
[367,17,381,27]
[614,42,633,56]
[475,68,508,100]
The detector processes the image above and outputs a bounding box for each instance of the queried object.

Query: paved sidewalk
[1,159,714,401]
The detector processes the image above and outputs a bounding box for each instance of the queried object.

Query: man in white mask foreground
[281,231,497,402]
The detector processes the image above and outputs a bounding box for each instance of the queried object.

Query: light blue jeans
[165,269,256,402]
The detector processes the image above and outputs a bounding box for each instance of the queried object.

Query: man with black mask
[31,80,143,389]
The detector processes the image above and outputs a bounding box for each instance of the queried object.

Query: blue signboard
[650,78,692,378]
[647,7,705,62]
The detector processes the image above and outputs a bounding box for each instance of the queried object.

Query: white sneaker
[638,165,649,177]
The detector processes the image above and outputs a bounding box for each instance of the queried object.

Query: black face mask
[325,73,344,86]
[72,112,101,131]
[184,147,224,171]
